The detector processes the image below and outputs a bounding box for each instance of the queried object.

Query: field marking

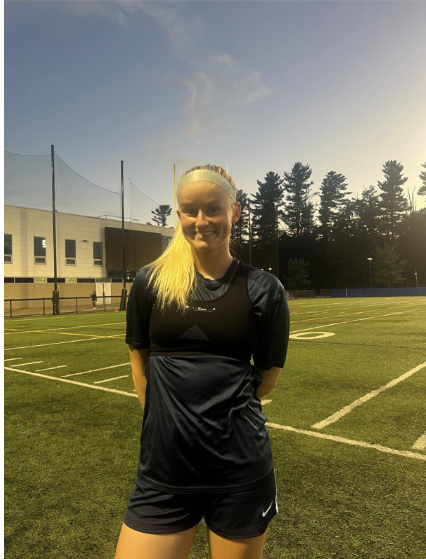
[35,366,68,372]
[16,361,43,367]
[4,367,138,398]
[94,375,129,384]
[5,337,109,351]
[4,367,425,460]
[290,303,426,324]
[14,329,123,339]
[5,366,424,462]
[290,332,335,340]
[4,358,23,361]
[290,307,423,335]
[261,399,272,405]
[62,363,130,378]
[266,422,426,462]
[312,361,426,430]
[4,322,125,335]
[412,432,426,451]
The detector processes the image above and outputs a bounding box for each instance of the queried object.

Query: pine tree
[282,162,314,237]
[283,257,310,290]
[233,189,250,245]
[231,189,251,262]
[377,160,408,241]
[318,171,351,240]
[419,162,426,196]
[250,172,284,275]
[352,186,381,238]
[151,204,172,227]
[372,244,407,288]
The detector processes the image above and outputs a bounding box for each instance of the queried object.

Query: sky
[4,0,426,226]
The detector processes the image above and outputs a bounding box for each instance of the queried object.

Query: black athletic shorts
[123,468,278,539]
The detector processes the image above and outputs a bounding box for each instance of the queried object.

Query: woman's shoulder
[241,263,285,301]
[131,265,156,292]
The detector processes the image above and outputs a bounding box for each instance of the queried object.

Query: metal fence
[4,295,127,319]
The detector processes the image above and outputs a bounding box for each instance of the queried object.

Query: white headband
[176,169,236,202]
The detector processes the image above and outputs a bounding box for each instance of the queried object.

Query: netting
[4,151,173,228]
[4,151,120,219]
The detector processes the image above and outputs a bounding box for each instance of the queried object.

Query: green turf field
[4,297,426,558]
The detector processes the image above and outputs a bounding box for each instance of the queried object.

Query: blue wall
[332,287,426,298]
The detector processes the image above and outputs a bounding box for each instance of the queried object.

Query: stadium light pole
[51,144,59,315]
[367,257,373,289]
[119,160,127,311]
[414,269,418,288]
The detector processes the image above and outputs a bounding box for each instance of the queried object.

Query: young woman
[115,165,290,559]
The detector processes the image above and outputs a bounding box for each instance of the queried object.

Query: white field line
[312,361,426,430]
[5,366,425,462]
[16,361,43,366]
[62,363,130,378]
[5,337,105,351]
[290,300,417,315]
[35,366,68,372]
[4,358,23,361]
[266,422,426,462]
[288,298,417,310]
[4,322,125,335]
[412,432,426,451]
[94,375,129,384]
[290,307,424,334]
[261,399,272,405]
[4,367,138,398]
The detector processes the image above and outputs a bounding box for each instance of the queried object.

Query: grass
[4,297,426,558]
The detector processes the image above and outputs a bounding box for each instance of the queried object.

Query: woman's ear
[231,201,241,224]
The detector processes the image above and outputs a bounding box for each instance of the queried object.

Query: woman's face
[176,181,241,255]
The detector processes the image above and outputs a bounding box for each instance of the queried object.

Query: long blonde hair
[146,164,237,313]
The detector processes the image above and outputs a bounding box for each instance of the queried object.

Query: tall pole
[51,145,59,315]
[275,204,279,279]
[248,200,252,266]
[120,160,127,311]
[173,164,177,229]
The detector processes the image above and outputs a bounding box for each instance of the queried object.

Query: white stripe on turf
[412,432,426,451]
[35,366,68,372]
[4,322,125,335]
[266,423,426,462]
[5,337,104,350]
[5,367,138,398]
[290,307,423,334]
[4,367,425,461]
[94,375,129,384]
[311,361,426,430]
[16,361,43,366]
[62,363,130,378]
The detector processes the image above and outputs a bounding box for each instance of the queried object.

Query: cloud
[180,54,271,142]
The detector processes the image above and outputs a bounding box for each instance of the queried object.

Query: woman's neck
[193,251,234,280]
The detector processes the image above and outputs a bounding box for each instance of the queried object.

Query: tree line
[149,160,426,290]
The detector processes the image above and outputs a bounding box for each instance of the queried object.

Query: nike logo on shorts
[262,502,273,517]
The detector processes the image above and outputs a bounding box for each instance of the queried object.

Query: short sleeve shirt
[126,258,290,494]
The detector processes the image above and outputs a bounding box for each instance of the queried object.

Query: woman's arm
[256,366,282,399]
[129,344,150,409]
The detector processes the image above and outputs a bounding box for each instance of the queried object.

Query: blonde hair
[146,164,237,313]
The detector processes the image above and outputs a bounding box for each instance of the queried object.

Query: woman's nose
[195,210,209,226]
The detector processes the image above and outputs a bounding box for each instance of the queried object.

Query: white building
[4,205,175,314]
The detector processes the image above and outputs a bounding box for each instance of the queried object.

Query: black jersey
[126,259,289,494]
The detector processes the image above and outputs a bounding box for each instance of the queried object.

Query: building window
[65,239,76,265]
[93,242,103,266]
[4,234,12,263]
[34,236,46,264]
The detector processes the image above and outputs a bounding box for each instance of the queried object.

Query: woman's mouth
[195,231,216,237]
